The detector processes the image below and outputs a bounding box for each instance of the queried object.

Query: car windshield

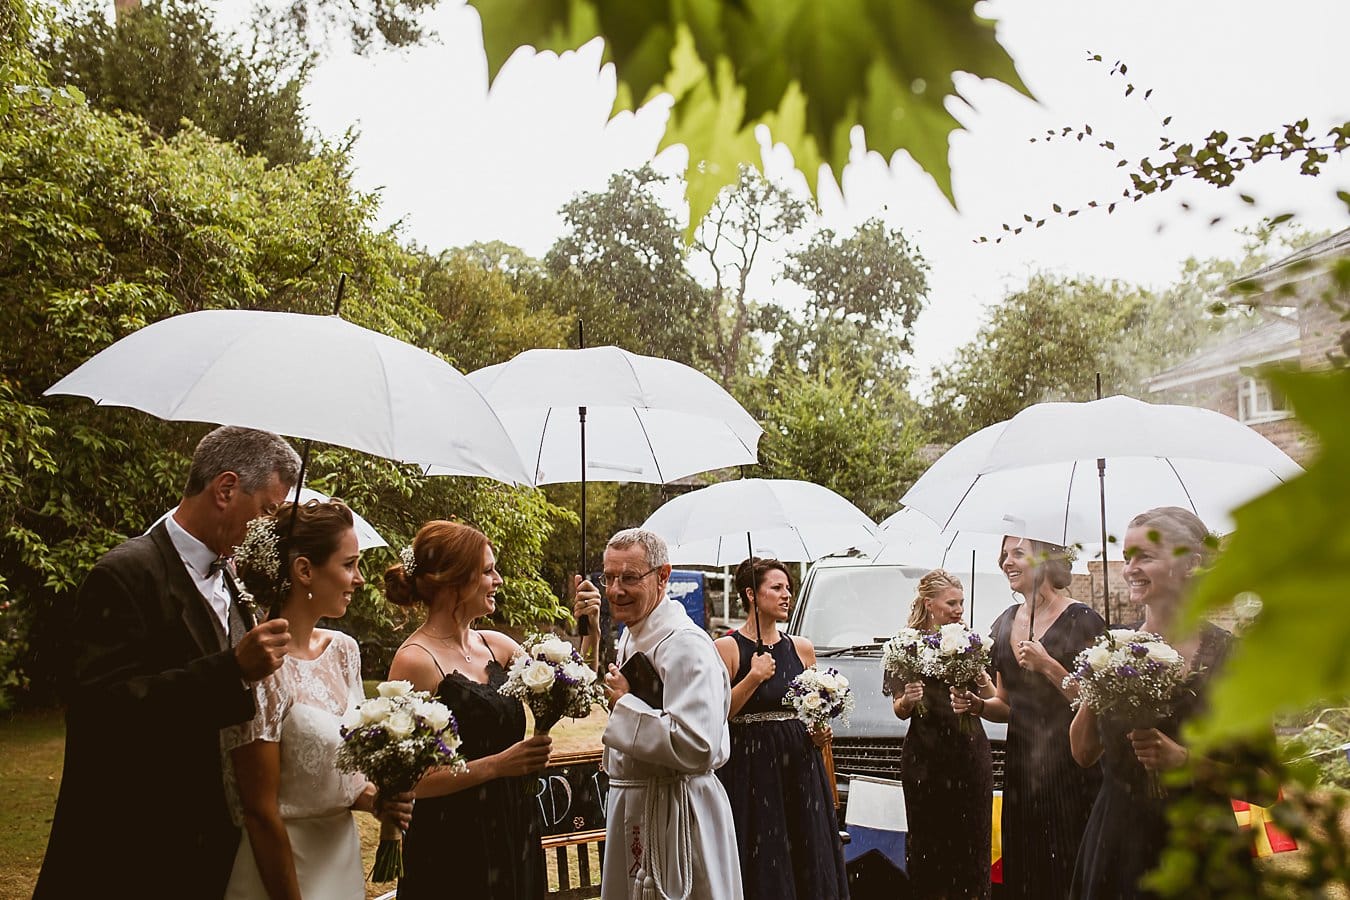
[795,564,1015,649]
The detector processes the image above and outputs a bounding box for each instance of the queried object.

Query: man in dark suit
[35,426,300,899]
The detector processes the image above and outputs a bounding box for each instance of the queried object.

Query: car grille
[831,737,1006,791]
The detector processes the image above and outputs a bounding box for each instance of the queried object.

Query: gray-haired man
[575,528,742,900]
[36,426,300,899]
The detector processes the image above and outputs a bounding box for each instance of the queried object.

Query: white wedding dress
[222,630,368,899]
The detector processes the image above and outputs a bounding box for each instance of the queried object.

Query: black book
[620,651,664,709]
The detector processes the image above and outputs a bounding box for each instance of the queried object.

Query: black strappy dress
[397,635,545,899]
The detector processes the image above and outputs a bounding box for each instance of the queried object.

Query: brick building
[1143,227,1350,466]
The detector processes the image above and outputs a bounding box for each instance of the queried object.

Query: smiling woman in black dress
[955,536,1104,900]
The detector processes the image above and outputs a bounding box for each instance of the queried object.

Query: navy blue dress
[398,643,545,900]
[1071,623,1248,899]
[884,670,993,899]
[991,602,1105,900]
[716,632,849,900]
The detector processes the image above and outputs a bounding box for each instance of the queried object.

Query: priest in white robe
[575,528,743,900]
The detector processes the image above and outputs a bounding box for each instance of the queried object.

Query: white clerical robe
[601,598,743,900]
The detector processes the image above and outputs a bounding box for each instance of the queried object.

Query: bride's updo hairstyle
[385,519,490,608]
[236,499,355,608]
[906,569,963,630]
[733,556,794,613]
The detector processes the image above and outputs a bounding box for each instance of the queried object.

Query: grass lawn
[0,702,607,900]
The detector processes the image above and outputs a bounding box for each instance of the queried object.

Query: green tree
[754,356,925,520]
[693,165,811,387]
[774,217,930,381]
[42,0,314,166]
[0,61,570,704]
[926,274,1151,442]
[545,165,713,364]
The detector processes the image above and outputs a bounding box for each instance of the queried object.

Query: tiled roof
[1229,226,1350,289]
[1145,318,1299,388]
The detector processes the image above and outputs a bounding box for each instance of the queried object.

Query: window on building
[1238,376,1290,424]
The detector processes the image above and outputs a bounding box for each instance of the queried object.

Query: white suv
[788,554,1011,813]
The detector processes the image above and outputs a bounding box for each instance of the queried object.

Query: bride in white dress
[223,500,412,899]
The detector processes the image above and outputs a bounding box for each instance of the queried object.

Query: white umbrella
[643,479,880,566]
[454,346,762,486]
[442,345,762,640]
[642,478,879,650]
[45,309,531,485]
[149,487,388,551]
[900,397,1302,628]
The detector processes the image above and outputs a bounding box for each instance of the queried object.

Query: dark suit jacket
[34,522,257,900]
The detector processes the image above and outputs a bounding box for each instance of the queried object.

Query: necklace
[420,627,474,663]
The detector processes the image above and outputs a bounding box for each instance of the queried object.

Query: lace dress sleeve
[221,668,292,751]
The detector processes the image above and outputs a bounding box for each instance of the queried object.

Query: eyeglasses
[596,566,660,590]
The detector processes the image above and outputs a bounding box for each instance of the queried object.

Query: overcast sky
[227,0,1350,383]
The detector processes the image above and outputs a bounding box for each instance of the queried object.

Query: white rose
[521,660,557,692]
[1085,645,1111,671]
[385,708,415,739]
[816,673,839,692]
[538,638,575,664]
[415,699,452,733]
[377,680,415,698]
[359,696,393,725]
[938,623,967,655]
[835,674,850,690]
[1144,642,1182,665]
[340,706,363,731]
[563,661,596,685]
[801,693,823,711]
[1108,629,1143,645]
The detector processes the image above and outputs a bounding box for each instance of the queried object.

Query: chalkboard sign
[534,749,609,837]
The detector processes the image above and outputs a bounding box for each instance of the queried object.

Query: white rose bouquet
[922,623,992,734]
[499,633,606,736]
[881,626,935,716]
[336,680,467,882]
[1062,629,1187,797]
[783,665,855,730]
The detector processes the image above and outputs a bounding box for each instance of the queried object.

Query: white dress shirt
[163,512,232,634]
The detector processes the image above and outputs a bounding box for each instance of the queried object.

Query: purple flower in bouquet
[500,634,606,736]
[336,680,467,882]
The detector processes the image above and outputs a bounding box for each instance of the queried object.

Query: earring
[307,591,312,601]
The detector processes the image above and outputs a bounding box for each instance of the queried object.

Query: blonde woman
[886,569,992,899]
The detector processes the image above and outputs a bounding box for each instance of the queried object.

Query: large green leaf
[469,0,1029,214]
[1184,366,1350,747]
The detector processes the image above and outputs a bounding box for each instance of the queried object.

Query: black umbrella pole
[1098,456,1111,629]
[577,405,590,637]
[970,549,977,630]
[747,533,763,653]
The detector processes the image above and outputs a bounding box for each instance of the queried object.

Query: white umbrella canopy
[150,487,388,551]
[642,478,881,566]
[452,346,763,485]
[979,395,1301,476]
[900,405,1302,548]
[45,309,532,485]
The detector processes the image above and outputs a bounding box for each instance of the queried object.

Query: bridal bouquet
[881,627,935,716]
[784,665,855,729]
[337,680,467,882]
[923,623,992,733]
[1063,629,1187,796]
[499,634,605,736]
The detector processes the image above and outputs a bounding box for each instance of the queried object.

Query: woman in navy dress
[886,569,993,899]
[954,536,1104,899]
[1069,507,1256,899]
[714,557,849,900]
[384,520,557,900]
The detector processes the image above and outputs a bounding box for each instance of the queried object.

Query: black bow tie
[209,557,230,576]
